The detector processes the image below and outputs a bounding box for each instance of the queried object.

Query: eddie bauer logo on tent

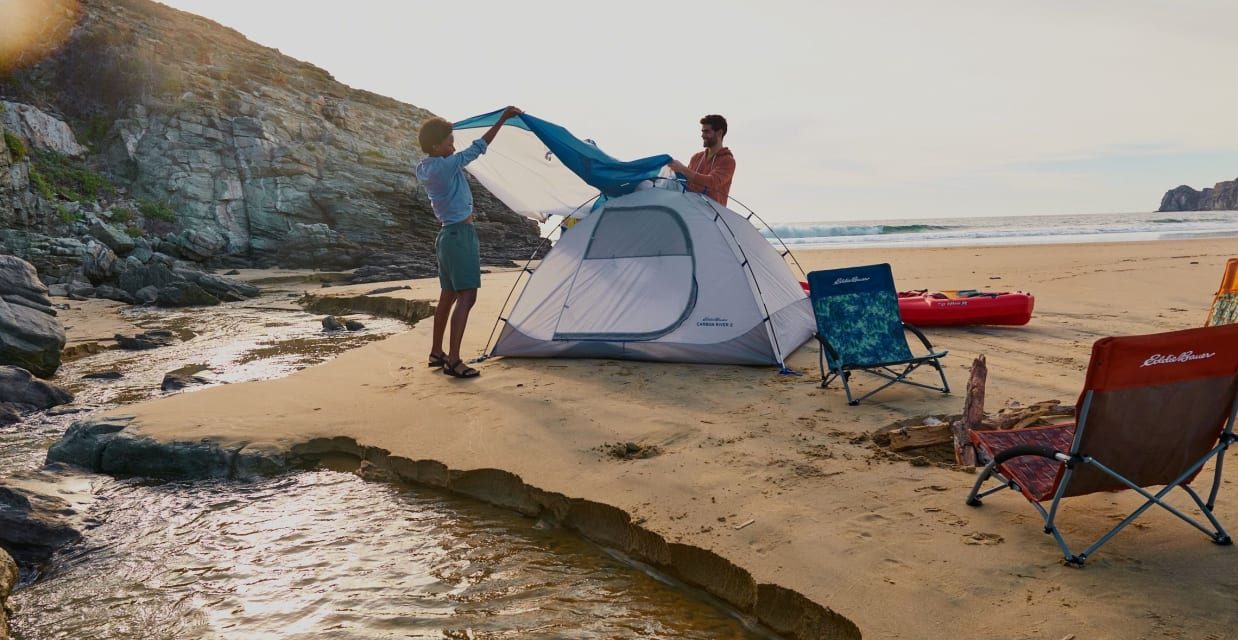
[1141,351,1216,367]
[834,276,870,285]
[697,317,733,328]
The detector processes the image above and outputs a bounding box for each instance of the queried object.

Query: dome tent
[490,187,814,367]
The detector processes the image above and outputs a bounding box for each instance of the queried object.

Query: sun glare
[0,0,80,73]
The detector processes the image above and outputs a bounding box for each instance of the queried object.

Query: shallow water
[11,471,775,639]
[2,294,780,639]
[1,294,403,478]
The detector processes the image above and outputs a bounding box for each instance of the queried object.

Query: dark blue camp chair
[806,263,950,405]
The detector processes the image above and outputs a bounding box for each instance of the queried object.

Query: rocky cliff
[0,0,540,279]
[1158,177,1238,212]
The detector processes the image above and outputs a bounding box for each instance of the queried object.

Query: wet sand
[81,238,1238,639]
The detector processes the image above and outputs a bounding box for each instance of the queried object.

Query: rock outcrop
[1158,177,1238,212]
[0,484,82,572]
[0,365,73,415]
[0,0,541,278]
[0,255,65,377]
[0,547,15,640]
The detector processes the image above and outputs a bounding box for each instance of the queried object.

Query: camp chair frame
[816,326,950,405]
[966,324,1238,565]
[807,264,950,405]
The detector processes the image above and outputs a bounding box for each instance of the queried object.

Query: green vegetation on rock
[30,149,113,202]
[3,131,26,161]
[138,199,176,221]
[29,168,54,200]
[56,204,78,224]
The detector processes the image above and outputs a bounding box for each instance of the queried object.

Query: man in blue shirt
[416,105,522,378]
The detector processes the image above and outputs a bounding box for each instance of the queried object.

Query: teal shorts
[435,222,481,291]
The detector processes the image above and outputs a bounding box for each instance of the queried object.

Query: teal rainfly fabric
[453,109,671,198]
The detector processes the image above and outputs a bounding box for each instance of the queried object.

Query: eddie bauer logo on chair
[1141,351,1217,367]
[833,276,870,285]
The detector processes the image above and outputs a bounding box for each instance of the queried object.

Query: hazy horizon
[147,1,1238,223]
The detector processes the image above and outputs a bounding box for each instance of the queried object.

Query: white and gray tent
[491,187,813,366]
[452,110,814,368]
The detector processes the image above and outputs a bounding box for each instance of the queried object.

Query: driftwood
[984,400,1075,430]
[951,355,987,466]
[875,354,1075,458]
[888,423,953,452]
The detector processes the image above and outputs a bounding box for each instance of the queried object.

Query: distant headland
[1158,177,1238,212]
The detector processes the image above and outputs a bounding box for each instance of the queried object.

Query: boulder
[79,240,119,283]
[172,227,228,262]
[155,281,219,307]
[0,404,22,426]
[134,285,158,304]
[161,372,209,391]
[118,261,177,295]
[93,284,136,304]
[173,268,259,301]
[88,219,136,255]
[0,256,65,377]
[113,332,173,350]
[0,366,73,410]
[0,101,89,157]
[0,484,82,570]
[1,546,16,638]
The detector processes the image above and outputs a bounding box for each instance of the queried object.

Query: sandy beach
[67,237,1238,639]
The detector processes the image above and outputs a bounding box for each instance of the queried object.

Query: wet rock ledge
[0,548,15,640]
[47,417,861,640]
[297,291,434,325]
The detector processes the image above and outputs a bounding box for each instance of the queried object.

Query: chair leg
[933,357,951,394]
[966,459,1006,506]
[840,371,858,405]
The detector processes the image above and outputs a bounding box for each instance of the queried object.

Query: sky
[153,0,1238,223]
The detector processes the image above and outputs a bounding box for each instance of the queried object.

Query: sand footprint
[963,531,1005,545]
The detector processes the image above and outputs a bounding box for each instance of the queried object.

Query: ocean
[756,210,1238,250]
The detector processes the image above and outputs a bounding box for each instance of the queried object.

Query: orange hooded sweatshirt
[686,146,735,206]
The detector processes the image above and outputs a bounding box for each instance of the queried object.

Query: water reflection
[12,472,776,639]
[1,294,404,480]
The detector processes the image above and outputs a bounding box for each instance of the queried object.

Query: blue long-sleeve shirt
[415,138,488,225]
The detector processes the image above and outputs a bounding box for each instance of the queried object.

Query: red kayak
[797,281,1034,326]
[896,290,1035,326]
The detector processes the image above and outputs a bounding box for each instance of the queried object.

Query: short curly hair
[418,117,453,153]
[700,114,727,136]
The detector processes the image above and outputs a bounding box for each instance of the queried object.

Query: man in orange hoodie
[668,114,735,206]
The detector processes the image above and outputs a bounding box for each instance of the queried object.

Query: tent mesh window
[584,206,691,259]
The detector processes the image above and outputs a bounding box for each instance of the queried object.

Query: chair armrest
[902,322,937,351]
[813,333,841,363]
[990,444,1066,466]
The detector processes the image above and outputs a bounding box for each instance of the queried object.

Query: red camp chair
[966,324,1238,565]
